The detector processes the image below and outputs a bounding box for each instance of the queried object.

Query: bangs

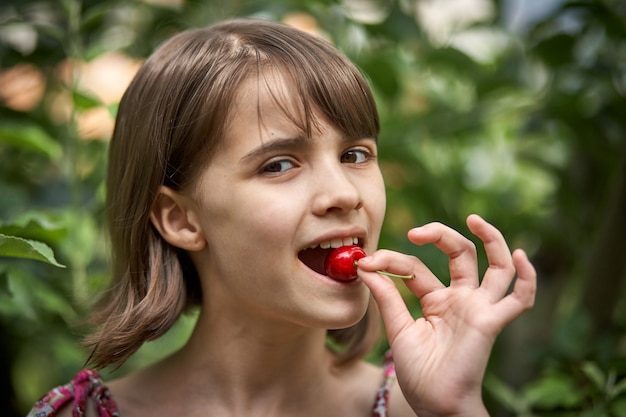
[258,60,379,141]
[229,20,379,140]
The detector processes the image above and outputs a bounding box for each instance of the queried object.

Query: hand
[357,214,536,417]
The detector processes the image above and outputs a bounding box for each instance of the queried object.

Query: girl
[28,18,536,417]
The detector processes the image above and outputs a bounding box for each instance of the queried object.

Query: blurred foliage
[0,0,625,416]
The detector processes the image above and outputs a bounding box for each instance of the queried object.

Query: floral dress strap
[372,350,396,417]
[27,369,119,417]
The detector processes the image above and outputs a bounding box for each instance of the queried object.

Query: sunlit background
[1,0,625,416]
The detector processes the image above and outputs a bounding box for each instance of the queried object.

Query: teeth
[330,238,343,248]
[311,237,359,250]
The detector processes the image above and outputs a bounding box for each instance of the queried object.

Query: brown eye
[262,159,295,174]
[341,149,370,164]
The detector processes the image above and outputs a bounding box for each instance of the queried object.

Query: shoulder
[26,369,118,417]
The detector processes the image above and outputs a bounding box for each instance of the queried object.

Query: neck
[162,307,338,414]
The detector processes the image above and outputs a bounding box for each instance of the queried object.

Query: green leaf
[522,373,584,409]
[72,90,103,111]
[484,373,525,412]
[0,270,10,297]
[532,33,576,67]
[0,234,65,268]
[582,361,606,391]
[359,54,400,100]
[0,123,62,160]
[612,377,626,398]
[0,212,68,243]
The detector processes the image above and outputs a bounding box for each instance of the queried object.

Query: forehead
[218,44,379,153]
[229,67,319,137]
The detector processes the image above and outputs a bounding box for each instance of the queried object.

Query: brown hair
[85,18,381,368]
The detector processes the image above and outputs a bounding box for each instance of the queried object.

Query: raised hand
[357,214,536,417]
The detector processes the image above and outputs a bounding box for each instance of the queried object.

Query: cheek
[201,188,300,253]
[364,172,387,251]
[195,200,296,294]
[370,171,387,222]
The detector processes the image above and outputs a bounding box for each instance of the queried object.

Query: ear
[150,186,206,251]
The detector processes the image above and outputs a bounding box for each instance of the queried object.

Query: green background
[1,0,625,415]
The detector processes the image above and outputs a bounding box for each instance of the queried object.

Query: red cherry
[324,245,366,282]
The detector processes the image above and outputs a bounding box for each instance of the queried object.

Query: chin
[319,299,371,330]
[290,282,371,329]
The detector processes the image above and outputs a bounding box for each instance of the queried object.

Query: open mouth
[298,237,363,276]
[298,247,333,275]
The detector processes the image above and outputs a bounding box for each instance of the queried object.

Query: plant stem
[354,261,413,280]
[377,270,414,280]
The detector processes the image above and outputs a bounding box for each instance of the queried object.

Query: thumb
[358,268,414,343]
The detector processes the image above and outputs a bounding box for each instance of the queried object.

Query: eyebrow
[239,135,375,164]
[239,136,309,164]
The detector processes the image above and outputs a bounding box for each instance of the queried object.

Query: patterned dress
[27,355,396,417]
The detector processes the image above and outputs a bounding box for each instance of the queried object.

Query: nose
[310,161,363,215]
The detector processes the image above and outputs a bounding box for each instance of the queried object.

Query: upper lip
[301,228,366,251]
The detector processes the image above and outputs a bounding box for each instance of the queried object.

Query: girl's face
[187,72,386,331]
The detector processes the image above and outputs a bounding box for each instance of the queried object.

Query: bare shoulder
[54,405,73,417]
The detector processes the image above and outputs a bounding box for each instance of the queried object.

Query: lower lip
[302,262,362,286]
[325,273,360,284]
[327,276,360,285]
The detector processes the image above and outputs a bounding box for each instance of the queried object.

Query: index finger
[407,221,479,288]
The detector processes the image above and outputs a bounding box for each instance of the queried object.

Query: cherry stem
[354,261,414,280]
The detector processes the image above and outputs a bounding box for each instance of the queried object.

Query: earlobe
[150,186,207,251]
